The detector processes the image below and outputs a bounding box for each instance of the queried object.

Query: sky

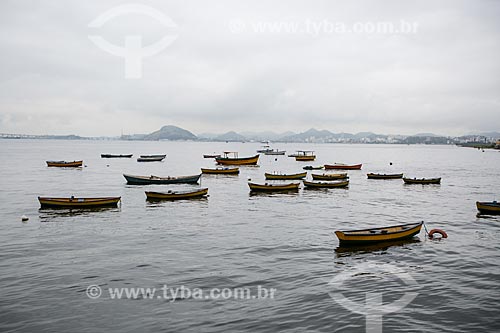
[0,0,499,137]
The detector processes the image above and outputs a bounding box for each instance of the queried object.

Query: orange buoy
[428,229,448,239]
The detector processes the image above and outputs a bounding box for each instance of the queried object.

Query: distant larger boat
[335,222,423,246]
[123,174,201,185]
[215,152,259,165]
[46,160,83,167]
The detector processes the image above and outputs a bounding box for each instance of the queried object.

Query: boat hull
[216,154,259,165]
[146,188,208,201]
[265,172,307,180]
[248,182,299,192]
[203,154,221,158]
[403,177,441,184]
[46,160,83,167]
[476,201,500,215]
[324,163,362,170]
[101,154,132,158]
[303,180,349,188]
[201,167,239,175]
[295,156,316,161]
[335,222,423,246]
[38,196,120,208]
[367,173,403,179]
[124,174,201,185]
[312,173,348,180]
[137,157,165,162]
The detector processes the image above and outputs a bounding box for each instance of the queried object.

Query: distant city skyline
[1,1,500,137]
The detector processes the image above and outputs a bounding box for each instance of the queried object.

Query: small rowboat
[264,149,286,155]
[367,173,403,179]
[294,151,316,161]
[303,165,324,170]
[145,188,208,201]
[303,180,349,188]
[38,196,120,208]
[248,182,300,192]
[312,173,348,180]
[101,154,133,158]
[46,160,83,167]
[140,154,166,158]
[123,174,201,185]
[335,222,423,246]
[403,177,441,184]
[324,163,362,170]
[203,154,221,158]
[137,155,165,162]
[216,152,259,165]
[265,172,307,180]
[476,201,500,215]
[201,167,239,175]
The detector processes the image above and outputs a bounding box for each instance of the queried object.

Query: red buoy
[428,229,448,239]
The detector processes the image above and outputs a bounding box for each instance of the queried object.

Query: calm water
[1,139,500,332]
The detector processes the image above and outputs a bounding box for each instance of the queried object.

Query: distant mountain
[477,132,500,139]
[412,133,440,137]
[239,131,298,141]
[144,125,197,141]
[280,128,336,142]
[213,131,246,142]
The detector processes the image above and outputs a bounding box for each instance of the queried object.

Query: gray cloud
[0,0,499,136]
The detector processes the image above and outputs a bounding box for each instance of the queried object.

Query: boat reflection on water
[335,238,421,257]
[39,206,121,221]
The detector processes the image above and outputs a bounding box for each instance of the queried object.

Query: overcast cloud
[0,0,499,136]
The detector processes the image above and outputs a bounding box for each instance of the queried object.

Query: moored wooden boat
[265,172,307,180]
[367,173,403,179]
[264,149,286,155]
[140,154,166,158]
[248,182,299,192]
[201,167,239,175]
[123,174,201,185]
[294,151,316,161]
[38,196,120,208]
[145,188,208,201]
[303,165,324,170]
[101,154,133,158]
[46,160,83,167]
[312,173,348,180]
[335,222,423,246]
[137,156,165,162]
[403,177,441,184]
[324,163,362,170]
[303,180,349,188]
[476,201,500,215]
[215,152,259,165]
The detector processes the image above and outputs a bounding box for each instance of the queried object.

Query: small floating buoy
[21,215,29,222]
[389,162,393,165]
[275,158,278,161]
[106,164,110,167]
[428,229,448,239]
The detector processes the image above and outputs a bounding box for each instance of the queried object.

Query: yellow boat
[403,177,441,184]
[476,201,500,215]
[335,222,423,246]
[303,180,349,188]
[145,188,208,201]
[38,196,120,208]
[46,160,83,167]
[294,150,316,161]
[248,182,299,192]
[311,173,348,180]
[215,152,259,165]
[201,167,239,175]
[265,172,307,180]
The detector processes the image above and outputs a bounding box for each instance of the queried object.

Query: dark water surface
[1,140,499,332]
